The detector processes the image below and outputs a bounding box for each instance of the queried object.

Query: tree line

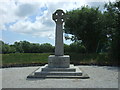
[0,40,86,54]
[0,41,53,53]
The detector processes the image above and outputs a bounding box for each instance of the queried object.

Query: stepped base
[27,64,89,79]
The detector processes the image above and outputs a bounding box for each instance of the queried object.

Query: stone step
[35,71,82,76]
[41,67,76,72]
[27,74,89,79]
[27,64,90,79]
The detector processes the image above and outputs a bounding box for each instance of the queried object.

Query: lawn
[1,53,114,67]
[2,53,50,66]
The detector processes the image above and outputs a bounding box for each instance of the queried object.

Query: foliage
[40,43,54,53]
[64,42,86,53]
[64,6,106,53]
[30,43,41,53]
[104,1,120,64]
[69,42,86,53]
[64,44,71,53]
[0,41,16,54]
[14,41,24,53]
[1,40,87,54]
[1,41,54,54]
[64,1,119,65]
[69,53,110,65]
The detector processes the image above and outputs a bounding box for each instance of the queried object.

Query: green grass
[69,53,110,65]
[1,53,114,66]
[2,53,50,65]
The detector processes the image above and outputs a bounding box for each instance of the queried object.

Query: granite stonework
[48,55,70,68]
[48,9,70,68]
[27,9,89,79]
[53,9,65,56]
[27,64,89,79]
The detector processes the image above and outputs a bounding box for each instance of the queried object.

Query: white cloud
[15,3,39,17]
[9,17,55,38]
[1,0,115,40]
[5,0,86,40]
[0,0,44,30]
[0,0,18,30]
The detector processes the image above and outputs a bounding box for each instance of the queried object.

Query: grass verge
[1,53,117,67]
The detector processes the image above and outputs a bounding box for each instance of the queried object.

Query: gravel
[1,65,119,88]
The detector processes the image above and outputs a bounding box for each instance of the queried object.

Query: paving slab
[1,65,119,88]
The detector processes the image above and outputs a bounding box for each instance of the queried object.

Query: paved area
[1,65,119,88]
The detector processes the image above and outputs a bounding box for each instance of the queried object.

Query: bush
[64,44,71,53]
[40,43,54,53]
[69,42,86,53]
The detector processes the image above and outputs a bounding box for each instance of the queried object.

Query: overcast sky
[0,0,116,45]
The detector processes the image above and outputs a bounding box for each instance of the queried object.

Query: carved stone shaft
[55,22,64,56]
[52,9,65,56]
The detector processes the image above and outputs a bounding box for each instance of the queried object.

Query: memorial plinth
[48,55,70,68]
[27,9,89,79]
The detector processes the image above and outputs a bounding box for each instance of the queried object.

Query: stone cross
[52,9,65,56]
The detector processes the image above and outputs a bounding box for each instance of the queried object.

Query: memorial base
[27,55,89,79]
[27,64,89,79]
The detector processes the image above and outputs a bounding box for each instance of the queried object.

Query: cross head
[52,9,65,24]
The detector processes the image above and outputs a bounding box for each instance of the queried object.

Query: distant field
[1,53,114,67]
[2,53,50,65]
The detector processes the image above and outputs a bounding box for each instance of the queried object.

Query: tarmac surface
[1,65,119,88]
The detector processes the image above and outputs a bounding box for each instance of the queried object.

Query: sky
[0,0,116,46]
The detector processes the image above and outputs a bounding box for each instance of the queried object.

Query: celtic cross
[52,9,65,56]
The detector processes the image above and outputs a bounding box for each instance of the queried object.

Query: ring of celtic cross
[52,9,65,24]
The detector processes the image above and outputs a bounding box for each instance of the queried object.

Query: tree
[0,41,4,53]
[30,43,41,53]
[9,45,16,53]
[69,42,86,53]
[1,42,11,54]
[40,43,54,53]
[64,44,70,53]
[104,1,120,64]
[20,41,31,53]
[64,6,106,53]
[14,41,24,53]
[14,41,31,53]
